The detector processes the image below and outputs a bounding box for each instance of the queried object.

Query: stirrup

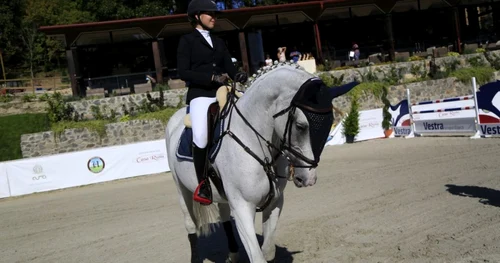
[193,180,212,205]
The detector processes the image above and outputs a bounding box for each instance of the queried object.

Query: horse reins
[220,82,318,172]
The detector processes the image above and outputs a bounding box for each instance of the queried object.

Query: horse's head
[264,67,358,188]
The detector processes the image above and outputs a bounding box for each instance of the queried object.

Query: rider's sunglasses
[200,11,217,18]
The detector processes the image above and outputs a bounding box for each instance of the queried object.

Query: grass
[0,113,51,161]
[131,107,179,124]
[51,119,111,139]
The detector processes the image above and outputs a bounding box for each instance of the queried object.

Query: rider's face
[197,12,216,29]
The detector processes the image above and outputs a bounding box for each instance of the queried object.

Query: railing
[0,77,71,95]
[85,71,157,90]
[84,71,157,96]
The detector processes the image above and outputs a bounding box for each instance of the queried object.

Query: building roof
[38,0,458,47]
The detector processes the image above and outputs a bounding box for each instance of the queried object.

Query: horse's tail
[192,202,221,237]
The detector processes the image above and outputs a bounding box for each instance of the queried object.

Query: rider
[177,0,248,205]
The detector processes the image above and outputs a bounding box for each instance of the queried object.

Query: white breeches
[190,97,217,148]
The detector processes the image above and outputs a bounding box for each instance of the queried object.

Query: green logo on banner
[87,157,105,173]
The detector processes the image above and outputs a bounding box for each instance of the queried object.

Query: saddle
[176,85,244,197]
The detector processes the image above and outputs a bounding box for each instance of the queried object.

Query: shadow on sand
[197,219,302,263]
[445,184,500,208]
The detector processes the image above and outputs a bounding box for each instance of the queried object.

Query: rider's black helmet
[187,0,219,24]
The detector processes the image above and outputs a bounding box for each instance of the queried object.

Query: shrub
[318,73,344,87]
[46,92,81,123]
[342,96,360,138]
[381,86,392,131]
[409,55,424,61]
[449,66,495,85]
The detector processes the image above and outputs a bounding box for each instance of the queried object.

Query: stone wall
[0,88,188,118]
[21,119,166,158]
[324,50,500,84]
[68,88,187,120]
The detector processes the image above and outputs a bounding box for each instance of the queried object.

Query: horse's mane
[243,60,308,90]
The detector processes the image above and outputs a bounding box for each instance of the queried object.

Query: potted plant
[342,96,360,143]
[381,86,393,138]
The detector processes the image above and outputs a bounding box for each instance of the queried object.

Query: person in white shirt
[265,54,273,66]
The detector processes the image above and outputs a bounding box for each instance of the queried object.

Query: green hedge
[0,113,51,161]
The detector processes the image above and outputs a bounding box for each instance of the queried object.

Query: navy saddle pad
[176,106,225,163]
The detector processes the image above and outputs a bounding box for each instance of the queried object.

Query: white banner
[0,163,10,198]
[4,139,170,197]
[356,108,385,141]
[326,108,385,146]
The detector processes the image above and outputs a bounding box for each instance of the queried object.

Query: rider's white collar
[196,28,213,47]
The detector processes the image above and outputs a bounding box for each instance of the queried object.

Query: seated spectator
[290,46,302,63]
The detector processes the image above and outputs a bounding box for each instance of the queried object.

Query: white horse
[165,62,357,263]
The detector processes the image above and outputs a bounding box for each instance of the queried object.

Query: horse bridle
[219,80,329,178]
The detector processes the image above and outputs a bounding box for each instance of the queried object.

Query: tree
[20,22,38,79]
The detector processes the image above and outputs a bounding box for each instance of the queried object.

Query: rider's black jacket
[177,29,238,104]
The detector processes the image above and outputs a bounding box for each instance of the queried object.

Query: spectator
[265,54,273,66]
[350,43,360,66]
[277,47,287,63]
[289,46,302,63]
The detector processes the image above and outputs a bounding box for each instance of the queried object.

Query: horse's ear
[328,81,360,99]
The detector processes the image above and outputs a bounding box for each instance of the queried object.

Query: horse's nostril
[296,177,303,183]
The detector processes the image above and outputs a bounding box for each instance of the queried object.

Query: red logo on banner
[136,154,165,163]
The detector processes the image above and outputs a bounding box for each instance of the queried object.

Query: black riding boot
[192,144,212,205]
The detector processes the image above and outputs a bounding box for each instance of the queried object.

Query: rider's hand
[234,72,248,84]
[212,73,229,85]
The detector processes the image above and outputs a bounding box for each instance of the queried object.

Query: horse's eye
[296,122,308,131]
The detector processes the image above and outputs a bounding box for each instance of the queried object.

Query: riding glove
[212,73,229,85]
[234,72,248,84]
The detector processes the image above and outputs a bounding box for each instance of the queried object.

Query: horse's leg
[230,199,266,263]
[172,173,201,263]
[261,189,285,263]
[262,157,289,263]
[218,203,239,263]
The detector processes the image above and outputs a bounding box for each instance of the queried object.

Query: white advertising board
[412,109,477,121]
[325,108,385,146]
[355,108,385,141]
[4,139,170,197]
[0,163,10,198]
